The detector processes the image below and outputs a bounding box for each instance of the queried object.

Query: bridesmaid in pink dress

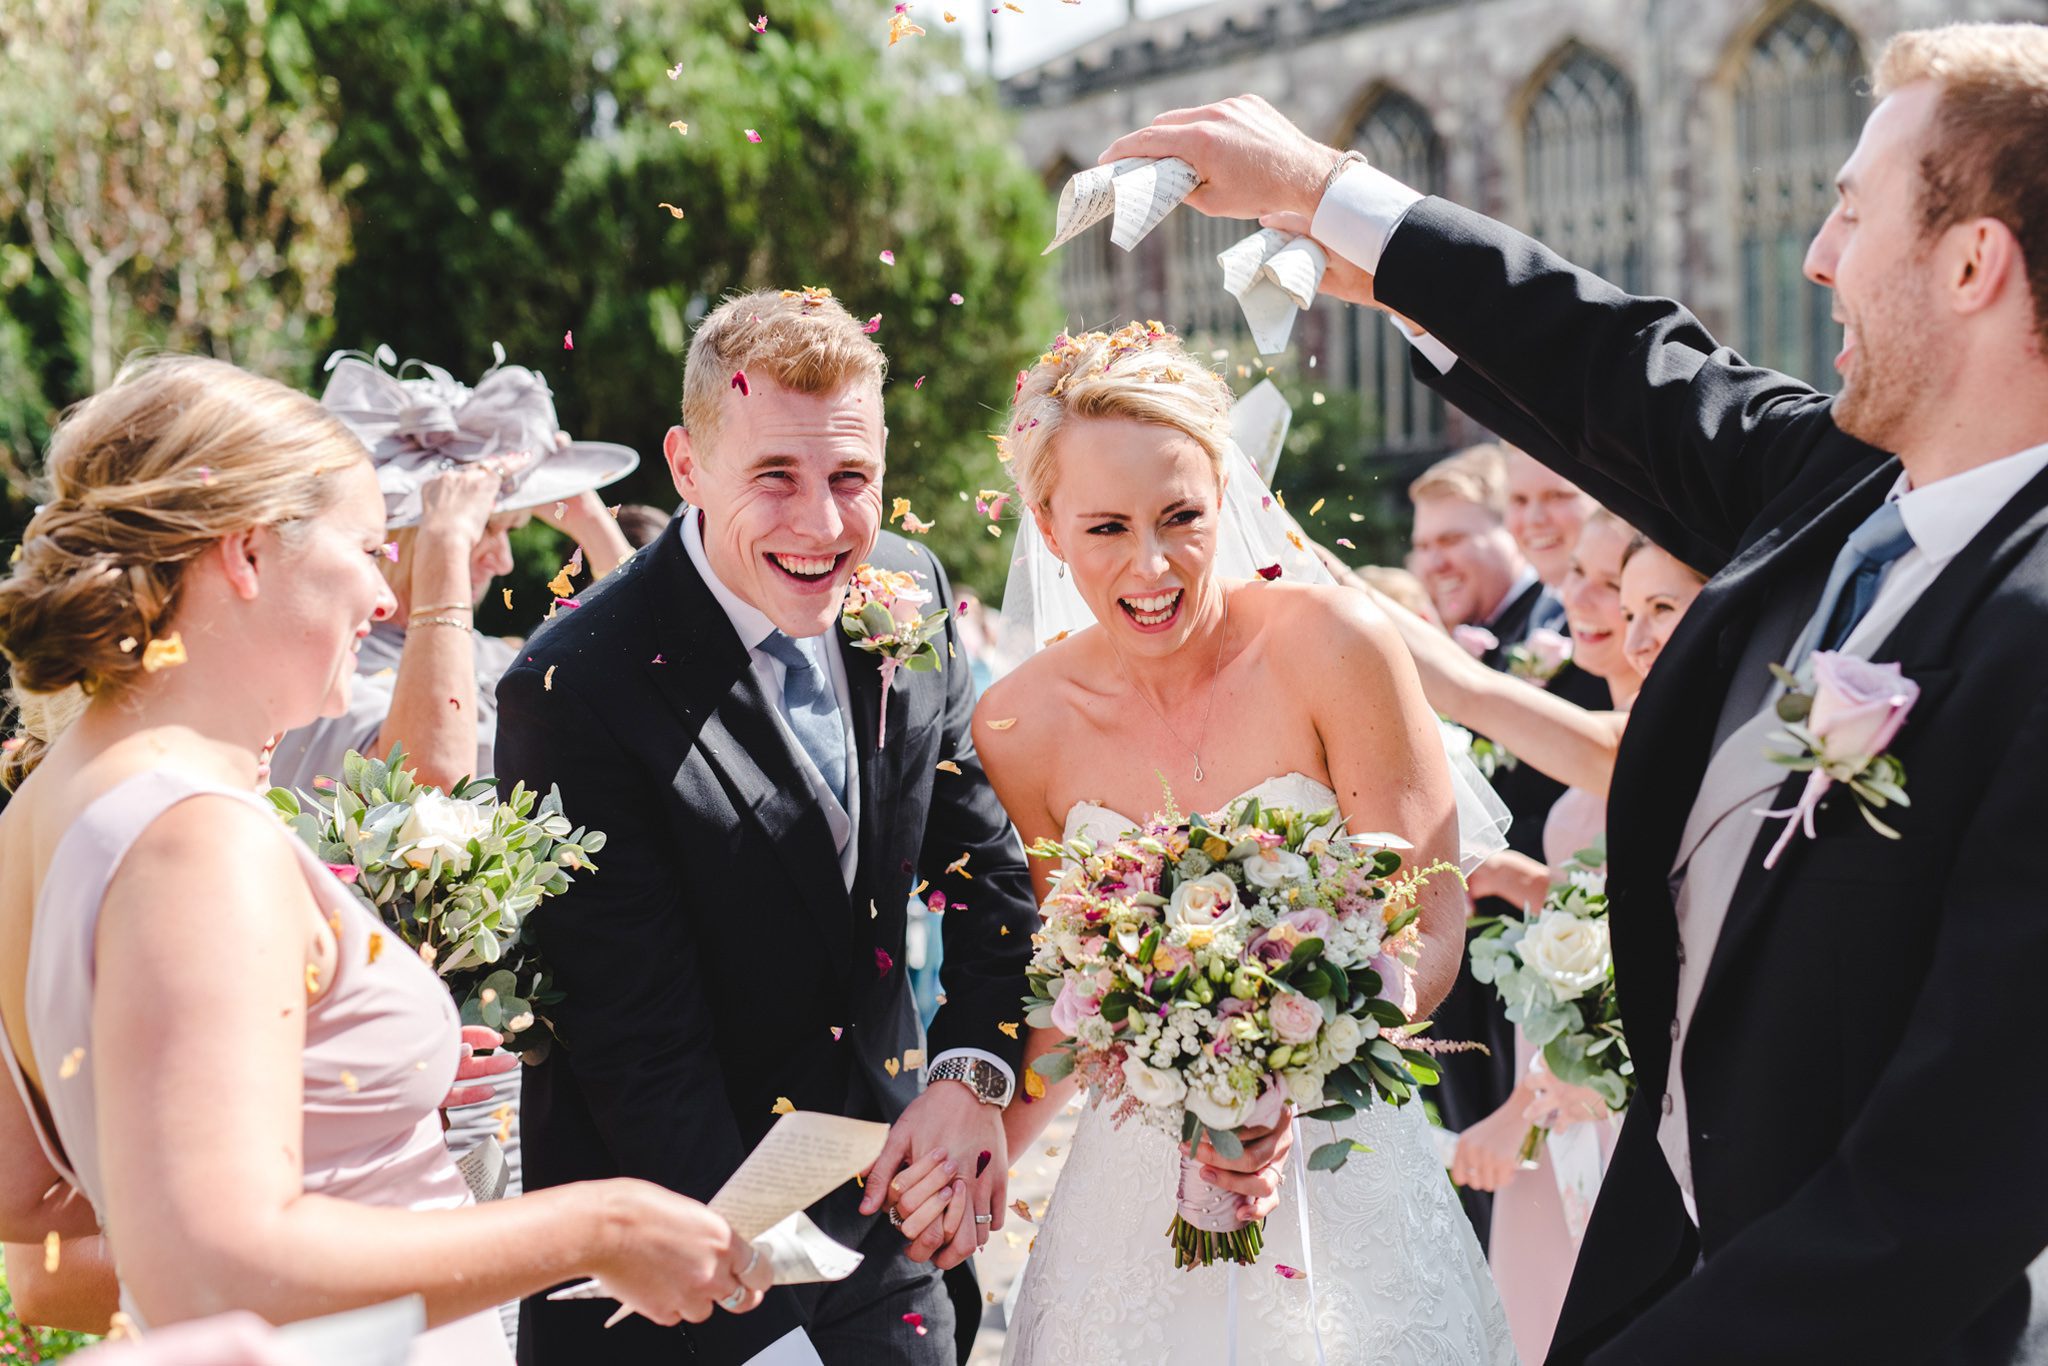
[0,359,767,1356]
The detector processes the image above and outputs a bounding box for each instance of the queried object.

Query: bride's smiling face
[1035,415,1225,654]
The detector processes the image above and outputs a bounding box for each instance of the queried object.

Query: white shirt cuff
[1388,312,1460,376]
[744,1327,826,1366]
[926,1048,1017,1099]
[1310,162,1424,277]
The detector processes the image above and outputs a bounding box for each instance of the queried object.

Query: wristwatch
[925,1055,1015,1108]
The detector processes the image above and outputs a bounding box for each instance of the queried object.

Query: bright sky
[944,0,1219,79]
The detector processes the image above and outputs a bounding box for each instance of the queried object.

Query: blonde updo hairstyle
[1006,322,1235,517]
[1,355,368,788]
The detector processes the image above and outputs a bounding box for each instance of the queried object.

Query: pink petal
[325,862,360,884]
[863,313,883,334]
[913,375,925,389]
[876,948,894,976]
[562,329,574,349]
[745,128,763,143]
[1275,1264,1304,1279]
[731,370,750,396]
[879,249,896,266]
[1255,564,1282,581]
[949,292,964,305]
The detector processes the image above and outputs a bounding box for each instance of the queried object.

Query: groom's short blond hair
[681,288,888,446]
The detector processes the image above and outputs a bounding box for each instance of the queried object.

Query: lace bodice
[1005,773,1517,1366]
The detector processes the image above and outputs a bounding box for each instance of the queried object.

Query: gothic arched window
[1521,45,1647,291]
[1345,89,1445,455]
[1735,3,1863,385]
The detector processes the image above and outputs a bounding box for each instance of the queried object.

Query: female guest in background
[0,357,766,1359]
[266,351,639,799]
[1344,514,1706,1360]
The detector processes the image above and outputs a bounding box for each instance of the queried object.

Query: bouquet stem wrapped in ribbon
[1024,795,1458,1269]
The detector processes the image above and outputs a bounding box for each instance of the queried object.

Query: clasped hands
[864,1083,1299,1268]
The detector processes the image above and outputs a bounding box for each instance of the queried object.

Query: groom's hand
[1098,95,1346,223]
[861,1081,1008,1270]
[1188,1109,1296,1222]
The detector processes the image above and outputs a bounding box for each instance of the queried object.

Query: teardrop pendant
[1192,758,1204,782]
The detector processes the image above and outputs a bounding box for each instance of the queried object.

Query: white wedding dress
[1003,773,1517,1366]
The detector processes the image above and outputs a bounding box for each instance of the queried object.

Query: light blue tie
[1790,500,1916,670]
[759,630,849,808]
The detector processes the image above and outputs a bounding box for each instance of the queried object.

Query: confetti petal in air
[902,512,934,534]
[140,633,186,672]
[1276,1264,1305,1279]
[945,851,972,878]
[1309,497,1326,516]
[943,8,957,17]
[543,664,557,691]
[914,375,925,389]
[745,128,763,143]
[884,1056,900,1077]
[493,1103,514,1143]
[887,5,926,43]
[996,1021,1019,1039]
[666,61,684,78]
[879,249,896,265]
[58,1047,84,1080]
[668,120,690,135]
[367,936,384,965]
[657,202,686,218]
[341,1069,360,1093]
[876,948,894,976]
[1256,564,1283,581]
[547,565,575,598]
[1011,1198,1034,1222]
[652,653,667,664]
[119,636,137,652]
[862,313,883,335]
[903,1313,928,1337]
[751,13,768,30]
[890,496,912,525]
[949,292,964,304]
[1336,537,1356,549]
[935,759,962,774]
[502,588,514,610]
[772,1096,795,1115]
[563,330,574,350]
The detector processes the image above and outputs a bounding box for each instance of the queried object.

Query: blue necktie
[1791,500,1916,669]
[759,630,850,808]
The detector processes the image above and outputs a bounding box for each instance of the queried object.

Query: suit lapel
[1694,458,2048,1012]
[641,525,855,968]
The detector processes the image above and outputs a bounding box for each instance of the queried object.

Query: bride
[967,324,1515,1364]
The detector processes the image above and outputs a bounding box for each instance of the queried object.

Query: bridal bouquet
[1023,796,1457,1268]
[1470,840,1631,1159]
[268,748,606,1059]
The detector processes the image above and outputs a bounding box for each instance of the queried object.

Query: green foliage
[269,746,607,1058]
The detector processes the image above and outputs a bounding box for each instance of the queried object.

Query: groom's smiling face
[665,376,886,638]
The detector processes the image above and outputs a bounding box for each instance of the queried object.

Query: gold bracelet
[410,602,475,617]
[411,615,474,631]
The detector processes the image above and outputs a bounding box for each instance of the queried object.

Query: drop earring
[1057,561,1067,579]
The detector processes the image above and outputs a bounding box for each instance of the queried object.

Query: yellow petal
[305,963,321,996]
[141,632,187,672]
[367,936,384,965]
[548,567,576,598]
[988,717,1017,731]
[45,1230,60,1272]
[884,1057,901,1077]
[502,588,514,610]
[493,1102,514,1143]
[340,1069,359,1092]
[936,760,962,775]
[58,1047,85,1079]
[1023,1069,1046,1099]
[1309,498,1326,517]
[656,202,686,219]
[544,665,557,691]
[669,121,690,135]
[772,1096,795,1115]
[902,1048,924,1068]
[996,1021,1019,1039]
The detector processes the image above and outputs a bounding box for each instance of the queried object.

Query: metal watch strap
[926,1055,1013,1106]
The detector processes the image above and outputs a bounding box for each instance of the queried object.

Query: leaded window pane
[1735,3,1863,387]
[1523,45,1647,291]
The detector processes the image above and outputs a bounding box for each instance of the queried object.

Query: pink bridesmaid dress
[0,769,513,1364]
[1486,783,1625,1364]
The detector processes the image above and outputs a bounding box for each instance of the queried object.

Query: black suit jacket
[1381,196,2048,1364]
[496,522,1036,1362]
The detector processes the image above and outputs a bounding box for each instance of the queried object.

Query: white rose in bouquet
[1323,1012,1364,1064]
[1186,1076,1259,1131]
[1168,872,1241,931]
[1122,1057,1189,1108]
[398,792,490,874]
[1284,1067,1327,1110]
[1242,847,1311,892]
[1521,909,1611,1001]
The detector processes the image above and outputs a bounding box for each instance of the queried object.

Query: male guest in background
[1504,445,1596,637]
[499,289,1037,1366]
[1408,443,1539,659]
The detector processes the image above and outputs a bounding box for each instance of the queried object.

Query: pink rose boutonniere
[1757,651,1920,868]
[1507,627,1573,686]
[840,562,949,745]
[1450,624,1499,659]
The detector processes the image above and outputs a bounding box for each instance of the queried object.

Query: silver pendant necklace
[1114,589,1230,783]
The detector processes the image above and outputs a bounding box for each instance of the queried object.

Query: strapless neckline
[1061,770,1337,842]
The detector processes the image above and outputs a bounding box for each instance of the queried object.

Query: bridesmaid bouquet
[268,747,606,1059]
[1470,840,1631,1160]
[1023,796,1457,1268]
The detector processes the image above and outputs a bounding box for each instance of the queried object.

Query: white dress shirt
[1303,164,2048,1218]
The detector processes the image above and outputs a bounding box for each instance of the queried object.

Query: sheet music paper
[1043,157,1198,255]
[1217,228,1328,356]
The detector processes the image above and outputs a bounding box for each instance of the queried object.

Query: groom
[497,289,1039,1364]
[1102,21,2048,1364]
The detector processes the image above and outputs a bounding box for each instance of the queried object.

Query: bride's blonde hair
[1005,322,1234,514]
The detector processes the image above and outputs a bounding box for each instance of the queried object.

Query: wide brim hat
[319,347,640,529]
